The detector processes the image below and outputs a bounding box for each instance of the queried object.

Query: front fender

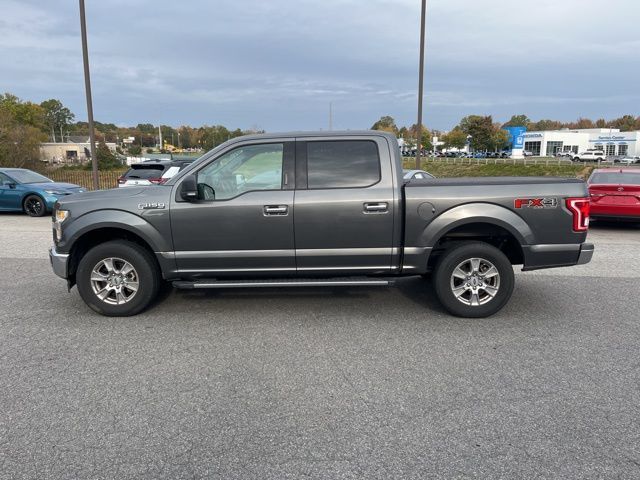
[420,203,534,248]
[57,209,172,254]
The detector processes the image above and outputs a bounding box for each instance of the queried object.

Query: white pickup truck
[572,150,605,162]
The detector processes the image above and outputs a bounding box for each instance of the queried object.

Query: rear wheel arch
[425,220,526,273]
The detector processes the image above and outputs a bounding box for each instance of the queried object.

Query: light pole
[415,0,427,169]
[79,0,99,190]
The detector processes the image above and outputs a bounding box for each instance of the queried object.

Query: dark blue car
[0,168,85,217]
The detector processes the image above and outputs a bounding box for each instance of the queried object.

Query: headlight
[45,190,67,195]
[53,209,69,242]
[55,210,69,222]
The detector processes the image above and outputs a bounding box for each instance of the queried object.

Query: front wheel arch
[68,227,161,288]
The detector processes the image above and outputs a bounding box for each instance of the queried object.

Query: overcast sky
[2,0,639,131]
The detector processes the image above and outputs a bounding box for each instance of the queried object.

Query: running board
[173,277,394,289]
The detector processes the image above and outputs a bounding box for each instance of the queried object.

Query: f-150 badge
[138,202,166,210]
[514,198,558,209]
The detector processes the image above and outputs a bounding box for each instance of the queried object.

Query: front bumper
[49,246,69,279]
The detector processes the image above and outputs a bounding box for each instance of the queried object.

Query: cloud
[1,0,638,130]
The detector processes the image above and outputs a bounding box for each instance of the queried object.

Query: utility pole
[79,0,99,190]
[415,0,427,169]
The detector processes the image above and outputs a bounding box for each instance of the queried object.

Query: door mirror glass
[180,174,199,201]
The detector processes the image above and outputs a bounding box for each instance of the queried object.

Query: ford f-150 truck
[49,131,593,318]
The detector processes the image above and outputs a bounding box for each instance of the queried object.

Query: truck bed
[405,176,584,187]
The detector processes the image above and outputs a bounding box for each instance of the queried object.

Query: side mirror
[4,181,16,189]
[180,174,198,201]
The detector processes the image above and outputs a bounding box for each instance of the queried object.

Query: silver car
[403,169,435,180]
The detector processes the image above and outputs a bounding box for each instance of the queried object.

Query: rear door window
[306,140,380,189]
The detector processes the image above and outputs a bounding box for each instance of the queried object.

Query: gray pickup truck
[49,131,593,318]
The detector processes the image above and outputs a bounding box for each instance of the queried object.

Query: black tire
[433,242,514,318]
[23,194,47,217]
[76,240,161,316]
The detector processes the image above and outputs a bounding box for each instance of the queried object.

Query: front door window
[197,144,283,201]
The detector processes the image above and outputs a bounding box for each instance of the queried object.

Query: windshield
[590,172,640,185]
[7,170,53,184]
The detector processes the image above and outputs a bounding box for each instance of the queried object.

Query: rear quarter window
[306,140,380,189]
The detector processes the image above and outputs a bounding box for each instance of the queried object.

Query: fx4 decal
[514,198,558,209]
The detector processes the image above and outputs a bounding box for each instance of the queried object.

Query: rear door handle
[363,202,388,213]
[264,205,288,216]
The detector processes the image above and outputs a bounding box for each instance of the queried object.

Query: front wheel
[23,195,47,217]
[76,240,161,316]
[433,242,514,318]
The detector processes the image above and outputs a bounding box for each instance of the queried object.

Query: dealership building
[521,128,640,157]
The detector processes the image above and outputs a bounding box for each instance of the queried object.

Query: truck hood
[55,185,172,211]
[28,182,85,193]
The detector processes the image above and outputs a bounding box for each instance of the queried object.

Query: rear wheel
[23,195,47,217]
[76,240,161,316]
[433,242,514,318]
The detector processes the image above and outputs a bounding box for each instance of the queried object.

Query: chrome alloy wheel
[90,257,139,305]
[450,257,500,307]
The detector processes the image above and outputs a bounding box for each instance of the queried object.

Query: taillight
[148,177,166,185]
[566,197,590,232]
[117,176,125,185]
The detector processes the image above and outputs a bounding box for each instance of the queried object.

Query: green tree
[94,141,120,169]
[40,99,75,142]
[441,128,468,149]
[502,114,530,128]
[0,107,45,168]
[405,123,432,151]
[371,115,398,134]
[0,93,46,131]
[459,115,495,151]
[492,128,510,151]
[136,123,155,133]
[528,119,563,131]
[128,144,142,155]
[571,118,595,129]
[609,115,637,132]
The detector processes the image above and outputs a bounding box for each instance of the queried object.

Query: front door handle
[363,202,388,213]
[264,205,288,216]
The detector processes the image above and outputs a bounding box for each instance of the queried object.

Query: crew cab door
[170,141,296,275]
[293,136,397,273]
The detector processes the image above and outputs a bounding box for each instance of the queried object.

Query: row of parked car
[554,150,640,164]
[401,150,511,159]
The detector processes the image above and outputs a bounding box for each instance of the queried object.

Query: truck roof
[226,130,397,143]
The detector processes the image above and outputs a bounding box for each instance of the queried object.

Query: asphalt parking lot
[1,214,639,479]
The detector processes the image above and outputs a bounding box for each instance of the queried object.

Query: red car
[588,168,640,221]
